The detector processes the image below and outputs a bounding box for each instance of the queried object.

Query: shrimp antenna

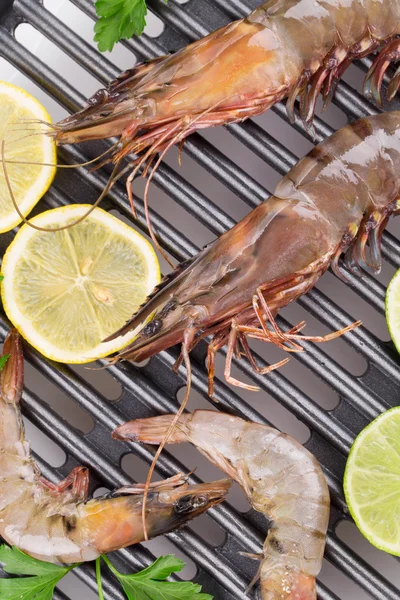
[141,337,192,540]
[123,122,182,268]
[3,140,120,170]
[142,124,182,269]
[1,140,122,232]
[17,118,56,127]
[125,98,228,270]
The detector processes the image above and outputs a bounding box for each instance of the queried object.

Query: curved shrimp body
[0,331,231,564]
[106,111,400,394]
[114,410,330,600]
[54,0,400,160]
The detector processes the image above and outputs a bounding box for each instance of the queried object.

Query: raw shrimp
[48,0,400,217]
[114,410,330,600]
[105,110,400,544]
[0,329,231,564]
[106,111,400,395]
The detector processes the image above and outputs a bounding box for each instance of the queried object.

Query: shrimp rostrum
[106,111,400,394]
[0,330,231,564]
[114,410,330,600]
[50,0,400,191]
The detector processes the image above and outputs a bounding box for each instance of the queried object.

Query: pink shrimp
[0,330,231,564]
[114,410,330,600]
[49,0,400,204]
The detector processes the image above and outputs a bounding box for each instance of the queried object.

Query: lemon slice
[0,81,56,233]
[344,407,400,555]
[1,205,160,363]
[386,268,400,354]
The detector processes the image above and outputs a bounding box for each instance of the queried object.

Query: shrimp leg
[224,323,262,393]
[39,467,89,502]
[364,39,400,105]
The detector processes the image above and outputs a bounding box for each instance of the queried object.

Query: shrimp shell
[114,410,330,600]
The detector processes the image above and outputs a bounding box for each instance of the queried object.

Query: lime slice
[0,81,56,232]
[1,205,160,363]
[386,268,400,353]
[344,407,400,555]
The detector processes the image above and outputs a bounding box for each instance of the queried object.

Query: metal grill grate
[1,1,400,599]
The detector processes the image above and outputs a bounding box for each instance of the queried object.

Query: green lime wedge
[386,269,400,353]
[344,407,400,555]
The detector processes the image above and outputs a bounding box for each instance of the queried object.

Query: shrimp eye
[192,494,208,509]
[88,89,107,106]
[174,494,208,513]
[159,299,178,318]
[142,318,163,337]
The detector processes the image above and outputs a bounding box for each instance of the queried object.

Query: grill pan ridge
[1,1,400,598]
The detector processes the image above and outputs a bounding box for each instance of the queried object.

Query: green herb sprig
[0,546,212,600]
[94,0,168,52]
[0,353,10,370]
[0,278,11,371]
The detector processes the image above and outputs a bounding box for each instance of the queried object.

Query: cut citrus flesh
[344,407,400,555]
[0,81,56,233]
[1,205,160,363]
[386,268,400,354]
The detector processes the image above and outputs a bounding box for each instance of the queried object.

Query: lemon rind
[386,269,400,356]
[0,81,56,232]
[344,406,400,556]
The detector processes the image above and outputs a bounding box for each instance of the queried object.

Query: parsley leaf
[0,545,73,600]
[0,547,213,600]
[0,546,66,576]
[103,554,213,600]
[0,353,10,370]
[94,0,148,52]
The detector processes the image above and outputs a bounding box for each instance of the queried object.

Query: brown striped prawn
[11,0,400,259]
[0,330,231,564]
[114,410,330,600]
[29,0,400,259]
[53,0,400,150]
[106,111,400,394]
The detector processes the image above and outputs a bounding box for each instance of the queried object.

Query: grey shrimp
[114,410,330,600]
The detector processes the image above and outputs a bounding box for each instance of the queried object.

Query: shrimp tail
[1,329,24,405]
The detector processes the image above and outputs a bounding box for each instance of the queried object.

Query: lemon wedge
[0,81,56,232]
[386,267,400,355]
[344,407,400,555]
[1,205,160,363]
